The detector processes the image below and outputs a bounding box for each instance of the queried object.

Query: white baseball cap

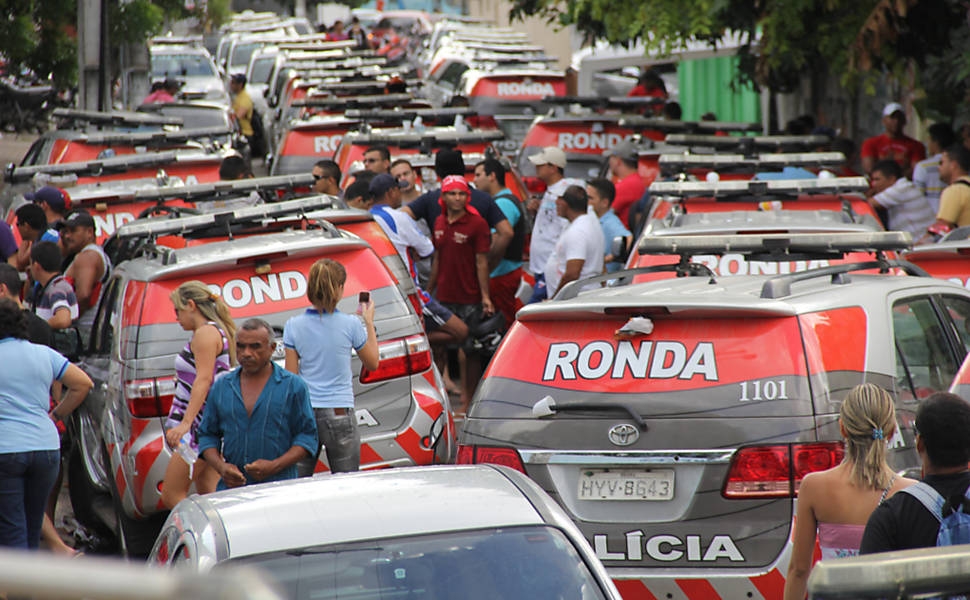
[882,102,905,117]
[527,146,567,169]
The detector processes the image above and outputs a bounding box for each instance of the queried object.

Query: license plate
[578,469,675,501]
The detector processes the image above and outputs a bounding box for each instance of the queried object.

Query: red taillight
[359,335,432,383]
[722,442,844,499]
[124,377,176,418]
[455,445,526,474]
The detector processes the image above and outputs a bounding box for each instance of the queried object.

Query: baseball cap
[25,186,68,211]
[368,173,407,196]
[441,175,469,194]
[527,146,567,169]
[611,139,639,162]
[63,209,96,230]
[882,102,905,117]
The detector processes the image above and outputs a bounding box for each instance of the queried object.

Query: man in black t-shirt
[860,392,970,553]
[401,149,513,271]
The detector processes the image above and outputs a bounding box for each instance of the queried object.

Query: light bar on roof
[343,107,477,120]
[638,231,912,257]
[115,194,340,239]
[658,151,846,171]
[649,176,869,197]
[665,133,830,149]
[80,125,231,145]
[291,93,412,107]
[6,151,177,182]
[342,129,504,144]
[388,153,487,168]
[619,116,760,132]
[52,108,184,128]
[282,57,387,70]
[276,39,356,50]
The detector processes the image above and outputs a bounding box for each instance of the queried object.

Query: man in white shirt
[912,123,957,213]
[868,160,936,237]
[545,185,604,297]
[367,174,433,269]
[526,146,582,302]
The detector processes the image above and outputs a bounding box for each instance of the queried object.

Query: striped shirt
[912,153,944,213]
[30,275,79,323]
[873,177,936,237]
[170,323,232,445]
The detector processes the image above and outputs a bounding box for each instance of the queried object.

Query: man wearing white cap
[861,102,926,176]
[526,146,582,302]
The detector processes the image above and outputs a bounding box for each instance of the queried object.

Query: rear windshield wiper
[532,396,646,430]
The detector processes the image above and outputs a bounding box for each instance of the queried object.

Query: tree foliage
[0,0,78,89]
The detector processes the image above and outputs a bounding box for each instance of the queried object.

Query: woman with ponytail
[784,383,915,599]
[161,281,236,509]
[284,258,378,475]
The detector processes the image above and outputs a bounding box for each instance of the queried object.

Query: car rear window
[134,247,410,358]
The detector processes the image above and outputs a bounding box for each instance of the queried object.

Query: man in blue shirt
[587,178,632,273]
[474,158,525,326]
[198,318,317,488]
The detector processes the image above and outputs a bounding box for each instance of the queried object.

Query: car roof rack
[136,173,314,203]
[52,108,184,129]
[281,57,387,70]
[291,93,413,108]
[665,133,830,151]
[341,129,504,150]
[650,176,869,198]
[342,107,477,122]
[3,151,221,183]
[114,194,341,240]
[650,209,882,236]
[275,39,357,51]
[301,80,417,94]
[78,125,232,146]
[282,66,410,80]
[658,152,845,174]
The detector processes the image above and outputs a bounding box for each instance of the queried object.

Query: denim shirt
[198,363,317,487]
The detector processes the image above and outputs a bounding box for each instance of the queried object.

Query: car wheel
[103,447,168,558]
[66,444,114,539]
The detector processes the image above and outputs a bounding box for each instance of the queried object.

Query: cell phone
[358,291,370,303]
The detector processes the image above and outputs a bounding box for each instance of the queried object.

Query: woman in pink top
[783,384,915,600]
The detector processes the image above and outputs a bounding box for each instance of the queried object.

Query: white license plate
[578,469,675,501]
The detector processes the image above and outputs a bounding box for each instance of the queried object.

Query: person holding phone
[283,259,378,475]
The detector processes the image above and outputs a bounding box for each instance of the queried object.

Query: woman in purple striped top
[160,281,236,510]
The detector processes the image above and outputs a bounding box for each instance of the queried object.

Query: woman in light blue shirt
[284,259,378,475]
[0,298,92,549]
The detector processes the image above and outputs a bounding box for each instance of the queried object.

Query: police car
[901,228,970,290]
[70,197,451,556]
[458,232,970,599]
[150,465,622,600]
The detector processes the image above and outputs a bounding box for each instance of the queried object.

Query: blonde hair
[840,383,897,490]
[307,258,346,313]
[170,281,237,365]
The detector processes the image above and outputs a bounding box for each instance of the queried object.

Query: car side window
[438,62,468,91]
[940,295,970,358]
[90,277,122,356]
[893,297,960,400]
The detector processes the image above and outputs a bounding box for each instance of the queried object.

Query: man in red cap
[428,175,493,411]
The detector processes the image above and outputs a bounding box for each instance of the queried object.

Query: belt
[333,407,350,416]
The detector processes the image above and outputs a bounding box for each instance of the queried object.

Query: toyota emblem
[608,423,639,446]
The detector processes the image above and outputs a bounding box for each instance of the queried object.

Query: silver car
[150,465,622,600]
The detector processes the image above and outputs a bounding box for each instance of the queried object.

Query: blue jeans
[0,450,60,549]
[527,273,547,304]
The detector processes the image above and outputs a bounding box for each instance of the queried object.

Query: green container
[677,55,760,124]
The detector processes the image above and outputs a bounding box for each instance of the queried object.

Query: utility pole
[77,0,109,110]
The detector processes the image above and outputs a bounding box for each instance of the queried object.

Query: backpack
[495,190,533,234]
[899,481,970,546]
[249,108,267,159]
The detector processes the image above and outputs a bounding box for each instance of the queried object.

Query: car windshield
[251,57,275,85]
[231,43,261,68]
[152,54,215,77]
[224,525,608,600]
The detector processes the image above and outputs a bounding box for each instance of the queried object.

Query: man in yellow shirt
[229,74,254,138]
[921,144,970,243]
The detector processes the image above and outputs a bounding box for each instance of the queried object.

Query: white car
[150,46,229,106]
[151,465,621,600]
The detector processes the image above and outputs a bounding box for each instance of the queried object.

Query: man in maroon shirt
[609,140,646,228]
[861,102,926,176]
[429,175,493,411]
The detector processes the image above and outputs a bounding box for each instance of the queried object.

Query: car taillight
[124,376,176,418]
[455,445,526,474]
[722,442,844,499]
[359,334,432,383]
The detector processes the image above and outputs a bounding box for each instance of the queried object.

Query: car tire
[66,444,114,539]
[103,447,168,558]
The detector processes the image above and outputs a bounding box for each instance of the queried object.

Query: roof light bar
[341,129,504,145]
[343,107,477,121]
[52,108,184,128]
[291,93,412,108]
[115,194,340,239]
[79,125,232,145]
[637,232,911,258]
[658,152,846,173]
[649,176,869,197]
[665,133,830,150]
[619,116,760,132]
[3,151,223,183]
[543,95,667,107]
[276,39,356,50]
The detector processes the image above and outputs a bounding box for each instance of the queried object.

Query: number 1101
[739,380,789,402]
